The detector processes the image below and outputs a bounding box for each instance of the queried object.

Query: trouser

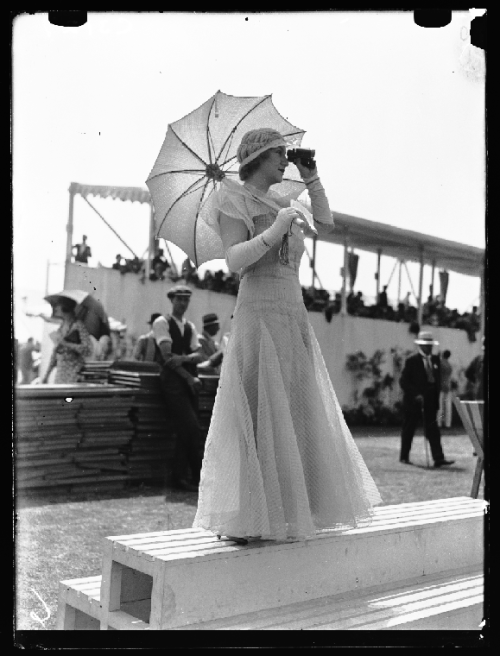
[438,390,452,428]
[400,390,445,463]
[160,373,203,485]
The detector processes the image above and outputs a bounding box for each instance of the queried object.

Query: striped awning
[69,182,151,205]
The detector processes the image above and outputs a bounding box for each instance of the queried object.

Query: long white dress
[193,181,382,541]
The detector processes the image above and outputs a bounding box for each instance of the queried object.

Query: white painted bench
[57,496,486,630]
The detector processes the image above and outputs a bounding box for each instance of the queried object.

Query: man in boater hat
[399,330,455,467]
[151,285,206,491]
[197,313,224,375]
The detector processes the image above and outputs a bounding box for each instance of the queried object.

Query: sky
[12,11,485,325]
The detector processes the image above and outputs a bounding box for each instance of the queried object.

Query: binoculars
[287,148,316,169]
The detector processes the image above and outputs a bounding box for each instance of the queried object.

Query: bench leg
[100,558,124,630]
[56,602,76,630]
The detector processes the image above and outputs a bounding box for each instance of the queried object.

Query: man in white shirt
[133,313,162,361]
[152,285,206,492]
[197,313,224,375]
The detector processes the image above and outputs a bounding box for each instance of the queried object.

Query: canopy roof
[69,182,151,205]
[324,210,484,278]
[69,183,484,278]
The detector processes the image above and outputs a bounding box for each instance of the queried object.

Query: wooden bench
[57,566,483,630]
[452,397,484,498]
[57,497,486,630]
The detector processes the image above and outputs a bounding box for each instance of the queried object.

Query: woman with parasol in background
[41,297,93,384]
[192,128,382,544]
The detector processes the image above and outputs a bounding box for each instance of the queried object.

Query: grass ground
[15,428,486,631]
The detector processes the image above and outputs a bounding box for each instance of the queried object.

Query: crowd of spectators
[106,251,480,341]
[182,261,240,296]
[320,286,480,342]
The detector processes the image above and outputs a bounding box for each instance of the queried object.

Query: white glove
[304,175,333,227]
[225,207,300,272]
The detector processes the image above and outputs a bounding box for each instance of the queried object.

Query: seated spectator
[112,254,127,273]
[223,273,239,296]
[151,248,170,281]
[346,290,356,315]
[377,285,388,309]
[127,256,144,274]
[395,302,405,322]
[203,270,215,291]
[353,291,365,316]
[212,270,225,293]
[181,258,198,285]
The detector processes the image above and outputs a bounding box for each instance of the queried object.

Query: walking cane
[421,403,431,469]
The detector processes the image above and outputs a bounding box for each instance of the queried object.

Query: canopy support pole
[303,240,325,289]
[64,186,76,288]
[430,259,436,298]
[341,230,348,316]
[376,248,382,302]
[81,195,138,259]
[145,204,155,278]
[397,260,403,305]
[417,247,424,326]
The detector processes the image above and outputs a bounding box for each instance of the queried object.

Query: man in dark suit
[399,330,455,467]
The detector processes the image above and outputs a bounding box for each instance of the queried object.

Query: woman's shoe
[216,535,248,545]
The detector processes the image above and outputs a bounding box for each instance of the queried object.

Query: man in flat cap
[197,313,224,375]
[152,285,206,492]
[399,330,455,468]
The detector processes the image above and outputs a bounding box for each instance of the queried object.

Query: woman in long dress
[193,128,382,543]
[42,298,93,384]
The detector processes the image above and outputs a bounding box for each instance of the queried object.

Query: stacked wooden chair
[452,397,485,498]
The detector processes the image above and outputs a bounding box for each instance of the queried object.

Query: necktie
[425,357,435,383]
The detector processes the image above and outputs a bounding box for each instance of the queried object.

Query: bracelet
[261,235,272,248]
